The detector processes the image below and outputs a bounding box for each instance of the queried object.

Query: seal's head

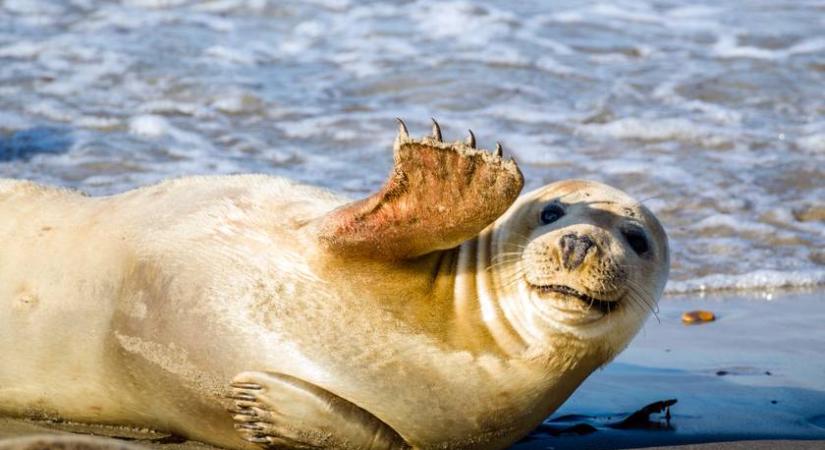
[491,180,669,363]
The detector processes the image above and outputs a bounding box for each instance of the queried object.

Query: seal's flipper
[228,371,410,450]
[317,119,524,260]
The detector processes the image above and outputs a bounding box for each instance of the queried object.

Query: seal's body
[1,176,347,449]
[0,434,148,450]
[0,121,669,450]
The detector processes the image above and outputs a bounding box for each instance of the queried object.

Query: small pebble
[682,310,716,324]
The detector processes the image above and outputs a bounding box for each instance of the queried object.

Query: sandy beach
[514,288,825,449]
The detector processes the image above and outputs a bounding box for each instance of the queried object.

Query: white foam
[3,0,65,15]
[122,0,191,8]
[25,100,75,123]
[74,116,121,130]
[551,11,586,23]
[534,56,577,76]
[327,52,381,78]
[139,100,212,118]
[667,269,825,293]
[786,37,825,56]
[589,3,663,24]
[0,41,43,58]
[602,160,693,181]
[275,19,326,56]
[211,91,263,115]
[714,35,825,60]
[691,214,776,235]
[713,35,782,59]
[797,133,825,153]
[578,118,729,146]
[204,45,260,66]
[410,1,513,46]
[129,115,170,138]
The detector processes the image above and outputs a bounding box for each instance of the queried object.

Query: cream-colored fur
[0,175,668,450]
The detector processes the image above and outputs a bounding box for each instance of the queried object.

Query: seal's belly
[0,182,131,421]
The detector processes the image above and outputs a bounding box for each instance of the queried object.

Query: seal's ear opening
[317,118,524,261]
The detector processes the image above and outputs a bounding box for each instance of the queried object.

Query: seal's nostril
[560,233,595,270]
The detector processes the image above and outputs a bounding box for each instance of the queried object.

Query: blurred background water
[1,0,823,294]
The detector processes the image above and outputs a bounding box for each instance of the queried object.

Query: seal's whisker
[624,281,659,323]
[497,268,526,284]
[485,263,513,273]
[627,277,658,314]
[615,261,660,317]
[497,231,533,248]
[637,193,665,204]
[497,270,528,289]
[626,292,648,319]
[486,257,522,272]
[512,231,534,241]
[486,261,515,271]
[490,251,524,262]
[498,241,529,252]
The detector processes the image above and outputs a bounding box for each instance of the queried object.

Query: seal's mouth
[530,283,618,314]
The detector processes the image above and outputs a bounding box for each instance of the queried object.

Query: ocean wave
[0,0,823,294]
[667,269,825,294]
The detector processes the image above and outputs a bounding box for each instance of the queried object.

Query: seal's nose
[560,233,595,271]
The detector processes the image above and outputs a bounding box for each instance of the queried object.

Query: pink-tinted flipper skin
[318,120,524,260]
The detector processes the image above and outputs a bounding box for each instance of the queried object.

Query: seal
[0,120,669,450]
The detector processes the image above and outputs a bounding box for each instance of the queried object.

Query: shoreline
[515,288,825,449]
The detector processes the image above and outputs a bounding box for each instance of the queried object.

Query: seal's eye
[623,227,649,255]
[540,203,565,225]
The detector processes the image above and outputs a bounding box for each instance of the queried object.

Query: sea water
[1,0,823,295]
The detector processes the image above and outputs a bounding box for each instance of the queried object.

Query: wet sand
[2,289,824,449]
[640,441,825,450]
[516,288,825,449]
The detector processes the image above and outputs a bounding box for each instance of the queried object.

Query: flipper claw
[466,129,476,148]
[318,119,523,260]
[431,118,442,142]
[236,423,265,431]
[396,118,409,139]
[227,392,257,402]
